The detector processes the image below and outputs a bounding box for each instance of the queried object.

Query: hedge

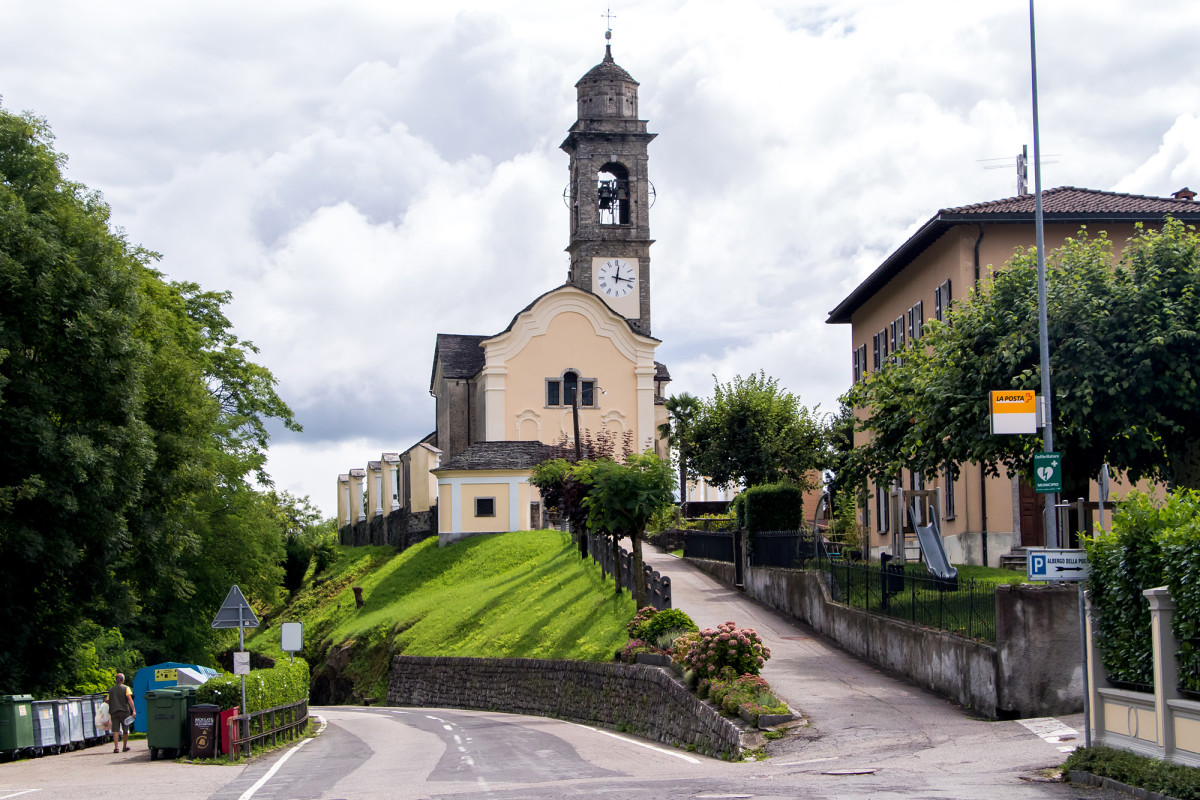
[1065,746,1200,800]
[1085,490,1200,691]
[193,659,310,712]
[739,483,804,533]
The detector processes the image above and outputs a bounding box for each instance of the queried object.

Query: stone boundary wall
[388,655,746,757]
[339,508,436,549]
[686,557,1080,719]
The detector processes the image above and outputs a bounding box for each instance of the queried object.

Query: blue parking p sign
[1027,549,1089,581]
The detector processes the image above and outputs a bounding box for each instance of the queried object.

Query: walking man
[107,673,136,753]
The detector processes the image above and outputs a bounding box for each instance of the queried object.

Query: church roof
[492,283,661,343]
[430,334,487,389]
[434,440,551,472]
[577,45,638,86]
[826,186,1200,325]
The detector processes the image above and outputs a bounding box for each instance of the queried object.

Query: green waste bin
[0,695,35,760]
[145,688,196,760]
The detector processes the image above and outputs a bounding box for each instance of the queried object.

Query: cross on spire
[601,7,617,37]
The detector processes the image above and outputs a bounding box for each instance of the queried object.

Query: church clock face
[597,258,636,298]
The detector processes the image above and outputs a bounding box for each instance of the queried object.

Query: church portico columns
[482,365,507,442]
[636,363,657,451]
[349,468,366,522]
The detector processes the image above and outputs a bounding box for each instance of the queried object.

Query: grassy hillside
[248,530,636,701]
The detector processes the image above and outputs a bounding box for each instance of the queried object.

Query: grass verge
[249,530,636,700]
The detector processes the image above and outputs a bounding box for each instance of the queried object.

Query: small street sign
[1033,452,1062,493]
[1028,548,1089,581]
[211,585,260,629]
[281,621,303,653]
[990,390,1037,434]
[233,652,250,675]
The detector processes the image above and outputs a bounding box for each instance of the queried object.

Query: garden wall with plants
[388,656,747,758]
[686,556,1080,718]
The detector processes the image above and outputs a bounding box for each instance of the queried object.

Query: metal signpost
[211,585,260,721]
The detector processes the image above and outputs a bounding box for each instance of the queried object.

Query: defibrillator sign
[990,390,1037,434]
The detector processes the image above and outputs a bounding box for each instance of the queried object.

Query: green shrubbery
[706,672,788,723]
[1086,490,1200,689]
[194,659,310,712]
[739,483,804,532]
[629,607,698,644]
[1065,746,1200,800]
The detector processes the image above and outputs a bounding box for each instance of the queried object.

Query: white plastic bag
[95,701,111,731]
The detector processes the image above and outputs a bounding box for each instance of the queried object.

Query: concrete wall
[388,655,747,758]
[687,558,1081,719]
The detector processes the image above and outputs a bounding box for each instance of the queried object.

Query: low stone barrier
[388,655,747,758]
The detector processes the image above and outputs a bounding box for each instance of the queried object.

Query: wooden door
[1018,481,1044,547]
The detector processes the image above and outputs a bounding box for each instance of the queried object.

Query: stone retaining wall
[388,655,746,757]
[339,508,436,549]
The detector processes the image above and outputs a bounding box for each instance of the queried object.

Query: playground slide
[907,504,958,584]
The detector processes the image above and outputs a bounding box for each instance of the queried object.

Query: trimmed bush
[740,483,803,532]
[194,659,310,713]
[1065,746,1200,800]
[707,672,788,723]
[1085,490,1200,689]
[637,608,698,643]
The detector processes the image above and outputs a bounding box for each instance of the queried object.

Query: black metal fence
[747,529,832,568]
[230,699,309,757]
[823,561,998,642]
[683,530,735,562]
[587,533,672,609]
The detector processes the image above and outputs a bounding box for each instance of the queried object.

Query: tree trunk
[631,529,646,609]
[611,533,622,596]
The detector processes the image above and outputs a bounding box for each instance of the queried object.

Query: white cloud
[4,0,1199,517]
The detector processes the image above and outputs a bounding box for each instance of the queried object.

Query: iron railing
[747,529,833,568]
[230,700,309,757]
[823,561,998,643]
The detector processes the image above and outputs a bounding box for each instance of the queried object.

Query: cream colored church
[338,44,672,544]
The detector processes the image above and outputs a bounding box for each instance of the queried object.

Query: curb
[1069,769,1179,800]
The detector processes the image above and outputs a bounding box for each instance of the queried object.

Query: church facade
[338,45,671,543]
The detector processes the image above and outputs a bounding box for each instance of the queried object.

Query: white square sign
[233,651,250,675]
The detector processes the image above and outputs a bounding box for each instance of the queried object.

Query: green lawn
[248,530,636,698]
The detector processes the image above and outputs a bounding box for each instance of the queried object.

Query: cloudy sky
[4,1,1198,517]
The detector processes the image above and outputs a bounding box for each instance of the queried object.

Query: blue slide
[907,504,958,587]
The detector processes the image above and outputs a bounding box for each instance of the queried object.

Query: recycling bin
[218,706,239,755]
[31,700,69,755]
[70,696,96,743]
[145,689,188,760]
[188,704,220,759]
[0,695,35,760]
[63,698,85,749]
[90,693,110,743]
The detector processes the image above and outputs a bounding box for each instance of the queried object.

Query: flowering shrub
[627,606,659,638]
[684,621,771,693]
[619,638,648,662]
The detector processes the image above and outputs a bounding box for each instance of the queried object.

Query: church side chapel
[339,40,672,543]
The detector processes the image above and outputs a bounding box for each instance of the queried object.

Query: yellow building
[423,44,672,541]
[827,186,1200,566]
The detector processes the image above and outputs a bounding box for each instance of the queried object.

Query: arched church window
[545,370,597,408]
[597,163,630,225]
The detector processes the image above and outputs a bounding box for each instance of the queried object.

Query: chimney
[1172,187,1196,202]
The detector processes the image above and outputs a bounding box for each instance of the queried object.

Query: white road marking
[575,724,701,763]
[0,791,43,799]
[1018,717,1079,752]
[237,737,314,800]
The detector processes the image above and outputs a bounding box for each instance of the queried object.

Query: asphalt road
[1,551,1133,799]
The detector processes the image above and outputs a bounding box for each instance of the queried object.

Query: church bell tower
[561,39,656,336]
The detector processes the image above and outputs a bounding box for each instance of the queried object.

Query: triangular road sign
[211,584,260,629]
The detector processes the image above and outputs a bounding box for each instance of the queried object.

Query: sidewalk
[642,547,1081,773]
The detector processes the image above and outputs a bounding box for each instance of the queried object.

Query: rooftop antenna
[978,145,1058,196]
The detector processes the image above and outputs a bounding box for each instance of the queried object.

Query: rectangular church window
[475,497,496,517]
[546,380,560,407]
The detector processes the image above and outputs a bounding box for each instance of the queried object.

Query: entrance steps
[1000,547,1029,571]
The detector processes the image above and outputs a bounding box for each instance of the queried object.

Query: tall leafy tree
[0,109,154,690]
[844,220,1200,496]
[690,372,827,490]
[579,452,675,609]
